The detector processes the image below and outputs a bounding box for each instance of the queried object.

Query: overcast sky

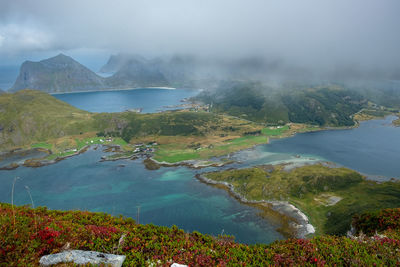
[0,0,399,71]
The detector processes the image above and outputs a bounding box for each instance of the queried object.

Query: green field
[204,164,400,235]
[31,142,53,150]
[153,135,268,163]
[261,125,289,136]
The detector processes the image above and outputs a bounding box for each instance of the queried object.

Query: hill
[195,82,367,126]
[10,54,106,93]
[1,203,400,266]
[0,90,96,149]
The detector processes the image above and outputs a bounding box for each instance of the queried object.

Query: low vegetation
[1,203,400,266]
[204,164,400,235]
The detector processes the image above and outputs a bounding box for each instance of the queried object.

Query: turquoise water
[0,117,399,244]
[0,148,284,244]
[54,89,199,113]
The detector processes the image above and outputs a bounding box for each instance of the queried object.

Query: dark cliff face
[10,54,106,93]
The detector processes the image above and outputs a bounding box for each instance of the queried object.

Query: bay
[54,88,199,113]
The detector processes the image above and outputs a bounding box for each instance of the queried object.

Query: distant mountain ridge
[10,54,107,93]
[10,53,175,93]
[9,53,325,93]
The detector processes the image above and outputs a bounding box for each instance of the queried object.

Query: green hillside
[0,90,96,149]
[195,82,367,126]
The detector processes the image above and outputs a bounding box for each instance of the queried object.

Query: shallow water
[0,147,284,244]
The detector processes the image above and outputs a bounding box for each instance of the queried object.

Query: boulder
[39,250,125,267]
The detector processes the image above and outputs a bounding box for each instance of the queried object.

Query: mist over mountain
[9,51,400,94]
[105,56,169,89]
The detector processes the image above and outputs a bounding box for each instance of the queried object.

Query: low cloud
[0,23,54,55]
[0,0,399,74]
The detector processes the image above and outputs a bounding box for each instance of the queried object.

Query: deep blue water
[54,89,199,113]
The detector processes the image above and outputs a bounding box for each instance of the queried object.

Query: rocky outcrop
[39,250,125,267]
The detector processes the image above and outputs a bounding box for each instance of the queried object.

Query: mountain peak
[10,54,105,93]
[42,53,74,64]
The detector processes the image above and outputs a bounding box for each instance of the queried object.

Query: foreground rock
[39,250,126,267]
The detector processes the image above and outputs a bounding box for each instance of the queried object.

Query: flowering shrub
[353,208,400,235]
[1,203,400,266]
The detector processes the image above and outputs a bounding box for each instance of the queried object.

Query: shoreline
[149,157,232,169]
[0,115,392,170]
[1,114,397,172]
[50,86,177,95]
[195,174,315,239]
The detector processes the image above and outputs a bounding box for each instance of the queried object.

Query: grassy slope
[1,203,400,266]
[204,164,400,235]
[0,90,96,150]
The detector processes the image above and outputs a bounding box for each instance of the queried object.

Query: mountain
[101,54,200,88]
[10,54,106,93]
[105,55,170,88]
[99,53,145,73]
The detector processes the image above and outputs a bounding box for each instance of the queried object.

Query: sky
[0,0,399,73]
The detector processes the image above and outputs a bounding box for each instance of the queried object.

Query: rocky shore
[195,174,315,238]
[149,158,233,170]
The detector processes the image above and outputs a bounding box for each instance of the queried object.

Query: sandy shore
[196,174,315,238]
[50,86,176,95]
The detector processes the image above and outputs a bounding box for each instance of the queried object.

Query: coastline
[50,86,177,95]
[1,114,397,171]
[195,174,315,239]
[149,157,231,169]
